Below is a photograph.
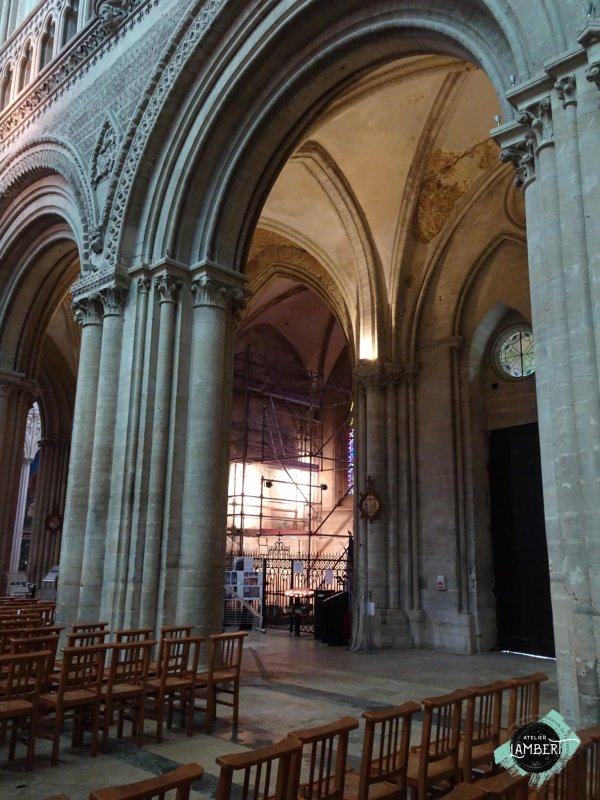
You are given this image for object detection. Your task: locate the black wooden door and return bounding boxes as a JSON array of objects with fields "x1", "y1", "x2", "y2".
[{"x1": 489, "y1": 423, "x2": 555, "y2": 657}]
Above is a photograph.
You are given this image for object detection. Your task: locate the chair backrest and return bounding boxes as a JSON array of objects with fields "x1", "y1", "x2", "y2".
[
  {"x1": 157, "y1": 625, "x2": 194, "y2": 664},
  {"x1": 0, "y1": 649, "x2": 50, "y2": 700},
  {"x1": 89, "y1": 762, "x2": 204, "y2": 800},
  {"x1": 106, "y1": 639, "x2": 155, "y2": 687},
  {"x1": 157, "y1": 636, "x2": 202, "y2": 683},
  {"x1": 287, "y1": 716, "x2": 359, "y2": 800},
  {"x1": 67, "y1": 629, "x2": 110, "y2": 648},
  {"x1": 115, "y1": 627, "x2": 155, "y2": 643},
  {"x1": 10, "y1": 633, "x2": 60, "y2": 686},
  {"x1": 215, "y1": 737, "x2": 302, "y2": 800},
  {"x1": 359, "y1": 701, "x2": 421, "y2": 796},
  {"x1": 463, "y1": 680, "x2": 510, "y2": 775},
  {"x1": 71, "y1": 621, "x2": 110, "y2": 633},
  {"x1": 59, "y1": 643, "x2": 110, "y2": 695},
  {"x1": 416, "y1": 689, "x2": 471, "y2": 788},
  {"x1": 575, "y1": 726, "x2": 600, "y2": 800},
  {"x1": 209, "y1": 631, "x2": 247, "y2": 675},
  {"x1": 507, "y1": 672, "x2": 548, "y2": 732}
]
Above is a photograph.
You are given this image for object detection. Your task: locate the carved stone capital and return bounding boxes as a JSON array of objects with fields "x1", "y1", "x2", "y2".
[
  {"x1": 586, "y1": 62, "x2": 600, "y2": 106},
  {"x1": 554, "y1": 76, "x2": 577, "y2": 109},
  {"x1": 190, "y1": 275, "x2": 246, "y2": 313},
  {"x1": 98, "y1": 284, "x2": 129, "y2": 317},
  {"x1": 403, "y1": 363, "x2": 421, "y2": 384},
  {"x1": 137, "y1": 276, "x2": 151, "y2": 295},
  {"x1": 72, "y1": 295, "x2": 103, "y2": 327},
  {"x1": 516, "y1": 97, "x2": 554, "y2": 152},
  {"x1": 354, "y1": 364, "x2": 383, "y2": 393},
  {"x1": 500, "y1": 139, "x2": 536, "y2": 188},
  {"x1": 154, "y1": 272, "x2": 182, "y2": 304}
]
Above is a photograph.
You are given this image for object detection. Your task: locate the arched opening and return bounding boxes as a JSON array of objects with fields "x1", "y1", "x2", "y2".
[
  {"x1": 0, "y1": 64, "x2": 13, "y2": 109},
  {"x1": 61, "y1": 1, "x2": 78, "y2": 48},
  {"x1": 39, "y1": 17, "x2": 56, "y2": 71},
  {"x1": 16, "y1": 40, "x2": 33, "y2": 93}
]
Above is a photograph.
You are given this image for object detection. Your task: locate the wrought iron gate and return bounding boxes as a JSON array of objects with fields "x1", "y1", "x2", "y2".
[{"x1": 225, "y1": 535, "x2": 352, "y2": 633}]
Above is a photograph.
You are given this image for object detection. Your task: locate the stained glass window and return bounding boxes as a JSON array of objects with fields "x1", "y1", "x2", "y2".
[
  {"x1": 347, "y1": 425, "x2": 354, "y2": 495},
  {"x1": 494, "y1": 325, "x2": 535, "y2": 379}
]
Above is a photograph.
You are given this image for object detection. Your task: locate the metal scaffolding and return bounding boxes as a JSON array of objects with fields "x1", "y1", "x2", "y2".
[{"x1": 228, "y1": 347, "x2": 353, "y2": 563}]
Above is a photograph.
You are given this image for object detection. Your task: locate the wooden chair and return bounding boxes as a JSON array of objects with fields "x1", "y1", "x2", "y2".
[
  {"x1": 146, "y1": 636, "x2": 202, "y2": 742},
  {"x1": 436, "y1": 785, "x2": 484, "y2": 799},
  {"x1": 215, "y1": 737, "x2": 302, "y2": 800},
  {"x1": 196, "y1": 630, "x2": 247, "y2": 733},
  {"x1": 406, "y1": 689, "x2": 471, "y2": 799},
  {"x1": 576, "y1": 726, "x2": 600, "y2": 800},
  {"x1": 344, "y1": 701, "x2": 421, "y2": 800},
  {"x1": 148, "y1": 625, "x2": 195, "y2": 676},
  {"x1": 460, "y1": 681, "x2": 510, "y2": 781},
  {"x1": 506, "y1": 673, "x2": 548, "y2": 734},
  {"x1": 37, "y1": 643, "x2": 110, "y2": 765},
  {"x1": 9, "y1": 633, "x2": 60, "y2": 691},
  {"x1": 287, "y1": 716, "x2": 359, "y2": 800},
  {"x1": 71, "y1": 622, "x2": 110, "y2": 633},
  {"x1": 473, "y1": 773, "x2": 529, "y2": 798},
  {"x1": 99, "y1": 639, "x2": 155, "y2": 752},
  {"x1": 115, "y1": 627, "x2": 155, "y2": 643},
  {"x1": 89, "y1": 762, "x2": 204, "y2": 800},
  {"x1": 0, "y1": 650, "x2": 50, "y2": 770}
]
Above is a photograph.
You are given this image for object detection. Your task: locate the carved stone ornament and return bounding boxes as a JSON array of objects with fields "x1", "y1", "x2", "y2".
[
  {"x1": 90, "y1": 226, "x2": 104, "y2": 254},
  {"x1": 98, "y1": 284, "x2": 129, "y2": 316},
  {"x1": 585, "y1": 62, "x2": 600, "y2": 106},
  {"x1": 95, "y1": 0, "x2": 129, "y2": 33},
  {"x1": 500, "y1": 139, "x2": 536, "y2": 188},
  {"x1": 516, "y1": 97, "x2": 554, "y2": 152},
  {"x1": 358, "y1": 476, "x2": 381, "y2": 524},
  {"x1": 354, "y1": 364, "x2": 383, "y2": 393},
  {"x1": 190, "y1": 275, "x2": 246, "y2": 312},
  {"x1": 91, "y1": 120, "x2": 117, "y2": 187},
  {"x1": 554, "y1": 76, "x2": 577, "y2": 109},
  {"x1": 137, "y1": 275, "x2": 151, "y2": 294},
  {"x1": 72, "y1": 295, "x2": 103, "y2": 326},
  {"x1": 154, "y1": 272, "x2": 182, "y2": 303}
]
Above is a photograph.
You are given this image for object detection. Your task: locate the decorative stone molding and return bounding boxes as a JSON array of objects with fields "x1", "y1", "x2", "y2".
[
  {"x1": 71, "y1": 268, "x2": 125, "y2": 299},
  {"x1": 516, "y1": 97, "x2": 554, "y2": 153},
  {"x1": 190, "y1": 275, "x2": 245, "y2": 313},
  {"x1": 72, "y1": 295, "x2": 103, "y2": 326},
  {"x1": 154, "y1": 272, "x2": 182, "y2": 303},
  {"x1": 102, "y1": 0, "x2": 224, "y2": 269},
  {"x1": 91, "y1": 119, "x2": 118, "y2": 187},
  {"x1": 500, "y1": 139, "x2": 536, "y2": 188},
  {"x1": 0, "y1": 0, "x2": 159, "y2": 151},
  {"x1": 98, "y1": 283, "x2": 130, "y2": 316},
  {"x1": 554, "y1": 76, "x2": 577, "y2": 108}
]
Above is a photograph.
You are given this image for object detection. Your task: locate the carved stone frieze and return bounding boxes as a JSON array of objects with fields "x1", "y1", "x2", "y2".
[
  {"x1": 72, "y1": 295, "x2": 104, "y2": 326},
  {"x1": 154, "y1": 272, "x2": 182, "y2": 303},
  {"x1": 102, "y1": 0, "x2": 225, "y2": 269},
  {"x1": 554, "y1": 76, "x2": 577, "y2": 109},
  {"x1": 0, "y1": 0, "x2": 159, "y2": 151}
]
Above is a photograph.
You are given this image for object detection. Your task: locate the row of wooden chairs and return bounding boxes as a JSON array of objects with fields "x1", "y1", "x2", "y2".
[{"x1": 0, "y1": 626, "x2": 247, "y2": 769}]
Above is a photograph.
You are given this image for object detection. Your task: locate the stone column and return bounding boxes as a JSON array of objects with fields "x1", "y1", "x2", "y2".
[
  {"x1": 56, "y1": 294, "x2": 103, "y2": 625},
  {"x1": 77, "y1": 283, "x2": 128, "y2": 622},
  {"x1": 0, "y1": 373, "x2": 36, "y2": 594},
  {"x1": 9, "y1": 403, "x2": 41, "y2": 573},
  {"x1": 27, "y1": 438, "x2": 70, "y2": 587},
  {"x1": 139, "y1": 271, "x2": 182, "y2": 628},
  {"x1": 176, "y1": 265, "x2": 245, "y2": 634}
]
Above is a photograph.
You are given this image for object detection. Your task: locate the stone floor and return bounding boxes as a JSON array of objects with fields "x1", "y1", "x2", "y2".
[{"x1": 0, "y1": 630, "x2": 558, "y2": 800}]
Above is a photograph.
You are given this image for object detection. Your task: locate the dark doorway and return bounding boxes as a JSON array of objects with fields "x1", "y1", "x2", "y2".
[{"x1": 489, "y1": 423, "x2": 555, "y2": 657}]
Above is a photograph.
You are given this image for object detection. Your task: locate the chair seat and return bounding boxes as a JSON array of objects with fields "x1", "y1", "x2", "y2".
[
  {"x1": 147, "y1": 676, "x2": 192, "y2": 692},
  {"x1": 101, "y1": 683, "x2": 144, "y2": 701},
  {"x1": 406, "y1": 751, "x2": 455, "y2": 781},
  {"x1": 344, "y1": 770, "x2": 403, "y2": 799},
  {"x1": 0, "y1": 697, "x2": 34, "y2": 717},
  {"x1": 39, "y1": 688, "x2": 97, "y2": 707},
  {"x1": 212, "y1": 668, "x2": 236, "y2": 683}
]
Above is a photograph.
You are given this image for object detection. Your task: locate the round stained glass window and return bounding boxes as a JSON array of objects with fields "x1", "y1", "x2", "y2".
[{"x1": 493, "y1": 325, "x2": 535, "y2": 379}]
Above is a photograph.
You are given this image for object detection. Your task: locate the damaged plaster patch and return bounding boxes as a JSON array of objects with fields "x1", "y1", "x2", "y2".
[{"x1": 415, "y1": 139, "x2": 497, "y2": 243}]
